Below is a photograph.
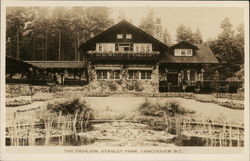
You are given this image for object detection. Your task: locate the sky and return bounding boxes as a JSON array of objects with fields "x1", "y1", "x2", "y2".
[{"x1": 110, "y1": 7, "x2": 245, "y2": 42}]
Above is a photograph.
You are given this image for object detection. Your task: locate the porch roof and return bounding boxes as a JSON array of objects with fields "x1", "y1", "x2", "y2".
[{"x1": 25, "y1": 61, "x2": 87, "y2": 69}]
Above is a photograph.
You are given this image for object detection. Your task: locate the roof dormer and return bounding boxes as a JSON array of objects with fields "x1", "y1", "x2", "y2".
[{"x1": 170, "y1": 41, "x2": 199, "y2": 57}]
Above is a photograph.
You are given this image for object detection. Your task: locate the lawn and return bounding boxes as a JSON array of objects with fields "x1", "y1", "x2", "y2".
[{"x1": 83, "y1": 96, "x2": 244, "y2": 123}]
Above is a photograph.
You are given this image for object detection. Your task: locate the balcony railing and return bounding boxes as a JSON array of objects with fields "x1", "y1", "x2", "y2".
[{"x1": 86, "y1": 51, "x2": 160, "y2": 62}]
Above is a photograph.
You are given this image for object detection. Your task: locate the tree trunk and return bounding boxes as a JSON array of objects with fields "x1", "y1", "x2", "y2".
[
  {"x1": 16, "y1": 26, "x2": 20, "y2": 59},
  {"x1": 42, "y1": 40, "x2": 44, "y2": 60},
  {"x1": 45, "y1": 30, "x2": 48, "y2": 60},
  {"x1": 33, "y1": 34, "x2": 36, "y2": 60},
  {"x1": 58, "y1": 29, "x2": 61, "y2": 61},
  {"x1": 77, "y1": 32, "x2": 80, "y2": 61},
  {"x1": 74, "y1": 34, "x2": 77, "y2": 61}
]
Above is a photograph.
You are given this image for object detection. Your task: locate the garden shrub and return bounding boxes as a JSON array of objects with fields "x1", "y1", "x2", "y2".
[
  {"x1": 126, "y1": 82, "x2": 135, "y2": 91},
  {"x1": 47, "y1": 98, "x2": 94, "y2": 119},
  {"x1": 6, "y1": 99, "x2": 32, "y2": 107},
  {"x1": 139, "y1": 99, "x2": 195, "y2": 117},
  {"x1": 106, "y1": 81, "x2": 118, "y2": 91},
  {"x1": 134, "y1": 81, "x2": 144, "y2": 92}
]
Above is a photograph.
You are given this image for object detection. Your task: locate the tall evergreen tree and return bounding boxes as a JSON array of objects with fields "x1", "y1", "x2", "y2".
[
  {"x1": 207, "y1": 17, "x2": 244, "y2": 79},
  {"x1": 163, "y1": 28, "x2": 172, "y2": 44},
  {"x1": 176, "y1": 24, "x2": 194, "y2": 43},
  {"x1": 6, "y1": 7, "x2": 114, "y2": 61},
  {"x1": 139, "y1": 9, "x2": 155, "y2": 35}
]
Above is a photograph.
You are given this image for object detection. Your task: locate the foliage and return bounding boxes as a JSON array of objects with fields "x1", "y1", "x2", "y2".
[
  {"x1": 139, "y1": 99, "x2": 195, "y2": 117},
  {"x1": 6, "y1": 7, "x2": 114, "y2": 60},
  {"x1": 176, "y1": 24, "x2": 202, "y2": 43},
  {"x1": 134, "y1": 81, "x2": 144, "y2": 92},
  {"x1": 106, "y1": 80, "x2": 118, "y2": 91},
  {"x1": 139, "y1": 9, "x2": 155, "y2": 35},
  {"x1": 163, "y1": 28, "x2": 172, "y2": 44},
  {"x1": 6, "y1": 99, "x2": 31, "y2": 107},
  {"x1": 47, "y1": 98, "x2": 94, "y2": 118},
  {"x1": 206, "y1": 17, "x2": 244, "y2": 80}
]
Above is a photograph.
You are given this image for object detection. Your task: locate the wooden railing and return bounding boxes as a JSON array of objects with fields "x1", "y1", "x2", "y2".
[{"x1": 87, "y1": 51, "x2": 160, "y2": 61}]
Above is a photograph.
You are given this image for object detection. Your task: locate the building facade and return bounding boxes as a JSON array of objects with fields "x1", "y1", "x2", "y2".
[
  {"x1": 80, "y1": 20, "x2": 219, "y2": 93},
  {"x1": 19, "y1": 20, "x2": 219, "y2": 93}
]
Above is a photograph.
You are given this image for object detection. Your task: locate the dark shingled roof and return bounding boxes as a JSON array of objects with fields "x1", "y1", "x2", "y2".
[
  {"x1": 80, "y1": 20, "x2": 168, "y2": 51},
  {"x1": 6, "y1": 56, "x2": 40, "y2": 73},
  {"x1": 159, "y1": 44, "x2": 219, "y2": 64},
  {"x1": 25, "y1": 61, "x2": 87, "y2": 69}
]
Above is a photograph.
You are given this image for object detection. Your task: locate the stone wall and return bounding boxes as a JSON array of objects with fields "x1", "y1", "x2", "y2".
[{"x1": 87, "y1": 63, "x2": 159, "y2": 94}]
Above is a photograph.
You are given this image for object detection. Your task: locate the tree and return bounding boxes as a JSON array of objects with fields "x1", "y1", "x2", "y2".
[
  {"x1": 176, "y1": 24, "x2": 203, "y2": 44},
  {"x1": 163, "y1": 28, "x2": 171, "y2": 44},
  {"x1": 139, "y1": 9, "x2": 155, "y2": 35},
  {"x1": 6, "y1": 7, "x2": 35, "y2": 59},
  {"x1": 176, "y1": 24, "x2": 195, "y2": 43},
  {"x1": 206, "y1": 17, "x2": 244, "y2": 80},
  {"x1": 193, "y1": 27, "x2": 203, "y2": 44},
  {"x1": 117, "y1": 9, "x2": 133, "y2": 23},
  {"x1": 6, "y1": 7, "x2": 114, "y2": 61}
]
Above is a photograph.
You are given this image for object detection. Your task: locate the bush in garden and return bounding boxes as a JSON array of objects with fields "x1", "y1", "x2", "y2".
[
  {"x1": 106, "y1": 81, "x2": 118, "y2": 91},
  {"x1": 161, "y1": 101, "x2": 195, "y2": 116},
  {"x1": 139, "y1": 99, "x2": 195, "y2": 117},
  {"x1": 126, "y1": 82, "x2": 135, "y2": 91},
  {"x1": 6, "y1": 99, "x2": 32, "y2": 107},
  {"x1": 47, "y1": 98, "x2": 94, "y2": 119},
  {"x1": 134, "y1": 81, "x2": 144, "y2": 92},
  {"x1": 139, "y1": 99, "x2": 163, "y2": 117}
]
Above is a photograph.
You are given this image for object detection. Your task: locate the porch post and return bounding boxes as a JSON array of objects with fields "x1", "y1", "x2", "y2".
[{"x1": 187, "y1": 69, "x2": 190, "y2": 85}]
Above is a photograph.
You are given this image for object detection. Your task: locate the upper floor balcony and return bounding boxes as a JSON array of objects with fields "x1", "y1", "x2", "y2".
[{"x1": 86, "y1": 50, "x2": 160, "y2": 62}]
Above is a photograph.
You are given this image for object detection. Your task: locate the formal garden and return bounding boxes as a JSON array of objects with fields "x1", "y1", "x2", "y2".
[{"x1": 5, "y1": 83, "x2": 244, "y2": 147}]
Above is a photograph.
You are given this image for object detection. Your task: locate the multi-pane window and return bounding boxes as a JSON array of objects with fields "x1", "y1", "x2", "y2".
[
  {"x1": 96, "y1": 43, "x2": 115, "y2": 52},
  {"x1": 128, "y1": 70, "x2": 139, "y2": 79},
  {"x1": 97, "y1": 70, "x2": 121, "y2": 80},
  {"x1": 141, "y1": 71, "x2": 152, "y2": 80},
  {"x1": 109, "y1": 70, "x2": 121, "y2": 79},
  {"x1": 174, "y1": 49, "x2": 193, "y2": 56},
  {"x1": 117, "y1": 34, "x2": 123, "y2": 39},
  {"x1": 128, "y1": 70, "x2": 151, "y2": 80},
  {"x1": 133, "y1": 43, "x2": 152, "y2": 52},
  {"x1": 96, "y1": 70, "x2": 108, "y2": 79},
  {"x1": 126, "y1": 34, "x2": 132, "y2": 39}
]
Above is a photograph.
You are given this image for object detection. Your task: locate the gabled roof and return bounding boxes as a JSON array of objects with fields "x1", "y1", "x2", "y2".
[
  {"x1": 80, "y1": 20, "x2": 168, "y2": 50},
  {"x1": 160, "y1": 43, "x2": 219, "y2": 64}
]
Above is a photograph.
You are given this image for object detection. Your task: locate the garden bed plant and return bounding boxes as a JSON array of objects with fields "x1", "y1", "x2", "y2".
[
  {"x1": 6, "y1": 99, "x2": 32, "y2": 107},
  {"x1": 137, "y1": 99, "x2": 195, "y2": 133}
]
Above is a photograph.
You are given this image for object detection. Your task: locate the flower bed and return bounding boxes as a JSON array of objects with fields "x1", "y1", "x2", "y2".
[
  {"x1": 195, "y1": 96, "x2": 244, "y2": 110},
  {"x1": 6, "y1": 99, "x2": 32, "y2": 107},
  {"x1": 215, "y1": 93, "x2": 244, "y2": 100},
  {"x1": 6, "y1": 84, "x2": 63, "y2": 98}
]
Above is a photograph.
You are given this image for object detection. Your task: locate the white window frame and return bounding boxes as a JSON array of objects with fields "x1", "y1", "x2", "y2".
[
  {"x1": 96, "y1": 43, "x2": 115, "y2": 52},
  {"x1": 109, "y1": 70, "x2": 121, "y2": 80},
  {"x1": 128, "y1": 70, "x2": 140, "y2": 80},
  {"x1": 126, "y1": 34, "x2": 132, "y2": 39},
  {"x1": 96, "y1": 70, "x2": 108, "y2": 80},
  {"x1": 133, "y1": 43, "x2": 152, "y2": 52},
  {"x1": 140, "y1": 71, "x2": 152, "y2": 80},
  {"x1": 174, "y1": 49, "x2": 193, "y2": 56},
  {"x1": 117, "y1": 34, "x2": 123, "y2": 39}
]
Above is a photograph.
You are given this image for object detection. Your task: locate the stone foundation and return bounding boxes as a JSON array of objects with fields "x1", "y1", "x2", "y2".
[{"x1": 87, "y1": 63, "x2": 159, "y2": 94}]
